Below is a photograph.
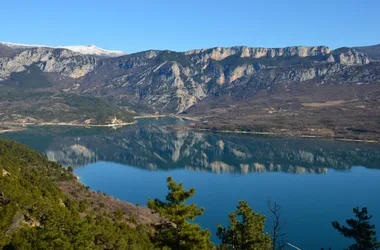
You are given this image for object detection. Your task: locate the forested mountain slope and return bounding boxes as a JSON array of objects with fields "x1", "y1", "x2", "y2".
[{"x1": 0, "y1": 139, "x2": 158, "y2": 249}]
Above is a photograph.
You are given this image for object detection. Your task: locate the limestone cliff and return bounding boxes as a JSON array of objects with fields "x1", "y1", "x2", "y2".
[
  {"x1": 185, "y1": 45, "x2": 332, "y2": 63},
  {"x1": 0, "y1": 43, "x2": 376, "y2": 114},
  {"x1": 0, "y1": 47, "x2": 97, "y2": 80},
  {"x1": 332, "y1": 48, "x2": 370, "y2": 65}
]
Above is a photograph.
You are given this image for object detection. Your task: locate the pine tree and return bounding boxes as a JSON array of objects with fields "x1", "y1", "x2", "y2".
[
  {"x1": 332, "y1": 207, "x2": 380, "y2": 250},
  {"x1": 147, "y1": 176, "x2": 213, "y2": 250},
  {"x1": 217, "y1": 200, "x2": 272, "y2": 250}
]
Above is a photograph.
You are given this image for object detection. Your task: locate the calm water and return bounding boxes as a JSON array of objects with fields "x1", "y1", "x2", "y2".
[{"x1": 2, "y1": 118, "x2": 380, "y2": 250}]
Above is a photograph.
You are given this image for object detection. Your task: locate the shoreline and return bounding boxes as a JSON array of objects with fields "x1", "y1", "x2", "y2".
[
  {"x1": 0, "y1": 127, "x2": 26, "y2": 134},
  {"x1": 134, "y1": 114, "x2": 200, "y2": 121},
  {"x1": 186, "y1": 127, "x2": 379, "y2": 144},
  {"x1": 59, "y1": 175, "x2": 161, "y2": 226},
  {"x1": 133, "y1": 115, "x2": 168, "y2": 119},
  {"x1": 0, "y1": 121, "x2": 137, "y2": 128},
  {"x1": 1, "y1": 114, "x2": 195, "y2": 130},
  {"x1": 2, "y1": 117, "x2": 378, "y2": 143}
]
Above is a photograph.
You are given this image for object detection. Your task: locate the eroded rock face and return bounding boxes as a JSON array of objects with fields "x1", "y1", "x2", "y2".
[
  {"x1": 185, "y1": 46, "x2": 333, "y2": 63},
  {"x1": 107, "y1": 61, "x2": 207, "y2": 113},
  {"x1": 334, "y1": 48, "x2": 370, "y2": 65},
  {"x1": 226, "y1": 64, "x2": 256, "y2": 84},
  {"x1": 0, "y1": 47, "x2": 97, "y2": 79}
]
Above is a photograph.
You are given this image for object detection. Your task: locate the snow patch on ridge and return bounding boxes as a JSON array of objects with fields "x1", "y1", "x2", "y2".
[
  {"x1": 0, "y1": 42, "x2": 127, "y2": 58},
  {"x1": 59, "y1": 45, "x2": 126, "y2": 57}
]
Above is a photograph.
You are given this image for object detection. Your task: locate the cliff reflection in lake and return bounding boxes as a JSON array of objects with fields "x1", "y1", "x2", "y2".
[{"x1": 3, "y1": 118, "x2": 380, "y2": 174}]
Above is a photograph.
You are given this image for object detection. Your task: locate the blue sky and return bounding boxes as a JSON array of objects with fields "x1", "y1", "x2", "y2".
[{"x1": 1, "y1": 0, "x2": 379, "y2": 53}]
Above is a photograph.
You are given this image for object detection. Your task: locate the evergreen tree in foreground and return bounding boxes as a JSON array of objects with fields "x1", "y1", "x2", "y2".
[
  {"x1": 332, "y1": 207, "x2": 380, "y2": 250},
  {"x1": 147, "y1": 176, "x2": 213, "y2": 250},
  {"x1": 217, "y1": 200, "x2": 272, "y2": 250}
]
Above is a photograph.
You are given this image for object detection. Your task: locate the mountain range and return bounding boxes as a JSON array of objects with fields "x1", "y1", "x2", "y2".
[{"x1": 0, "y1": 42, "x2": 379, "y2": 140}]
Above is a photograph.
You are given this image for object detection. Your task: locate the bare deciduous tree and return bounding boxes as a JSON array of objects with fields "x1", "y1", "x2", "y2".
[{"x1": 267, "y1": 200, "x2": 287, "y2": 250}]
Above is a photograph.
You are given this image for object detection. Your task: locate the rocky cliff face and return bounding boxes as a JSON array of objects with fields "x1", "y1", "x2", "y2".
[
  {"x1": 332, "y1": 48, "x2": 370, "y2": 65},
  {"x1": 0, "y1": 43, "x2": 376, "y2": 114},
  {"x1": 0, "y1": 47, "x2": 97, "y2": 80},
  {"x1": 185, "y1": 46, "x2": 332, "y2": 64}
]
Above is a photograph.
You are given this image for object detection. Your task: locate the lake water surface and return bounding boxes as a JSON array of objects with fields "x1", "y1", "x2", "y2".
[{"x1": 2, "y1": 118, "x2": 380, "y2": 249}]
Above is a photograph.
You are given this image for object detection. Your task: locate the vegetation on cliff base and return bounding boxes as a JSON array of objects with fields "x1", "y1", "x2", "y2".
[{"x1": 0, "y1": 91, "x2": 134, "y2": 125}]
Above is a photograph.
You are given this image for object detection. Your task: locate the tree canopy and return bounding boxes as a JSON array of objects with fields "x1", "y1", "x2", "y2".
[
  {"x1": 217, "y1": 200, "x2": 272, "y2": 250},
  {"x1": 148, "y1": 176, "x2": 213, "y2": 250},
  {"x1": 332, "y1": 207, "x2": 380, "y2": 250}
]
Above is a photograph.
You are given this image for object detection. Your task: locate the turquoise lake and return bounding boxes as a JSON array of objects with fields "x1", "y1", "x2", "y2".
[{"x1": 2, "y1": 118, "x2": 380, "y2": 250}]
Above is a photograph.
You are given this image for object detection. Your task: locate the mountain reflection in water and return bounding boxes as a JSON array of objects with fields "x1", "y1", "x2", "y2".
[
  {"x1": 3, "y1": 118, "x2": 380, "y2": 250},
  {"x1": 3, "y1": 118, "x2": 380, "y2": 174}
]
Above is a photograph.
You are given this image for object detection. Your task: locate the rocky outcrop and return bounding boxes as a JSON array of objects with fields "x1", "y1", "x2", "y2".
[
  {"x1": 332, "y1": 48, "x2": 370, "y2": 65},
  {"x1": 185, "y1": 46, "x2": 332, "y2": 64},
  {"x1": 0, "y1": 47, "x2": 97, "y2": 80}
]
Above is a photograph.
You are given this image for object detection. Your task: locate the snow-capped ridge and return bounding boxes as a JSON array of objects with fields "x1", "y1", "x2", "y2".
[
  {"x1": 0, "y1": 42, "x2": 127, "y2": 58},
  {"x1": 58, "y1": 45, "x2": 126, "y2": 57}
]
